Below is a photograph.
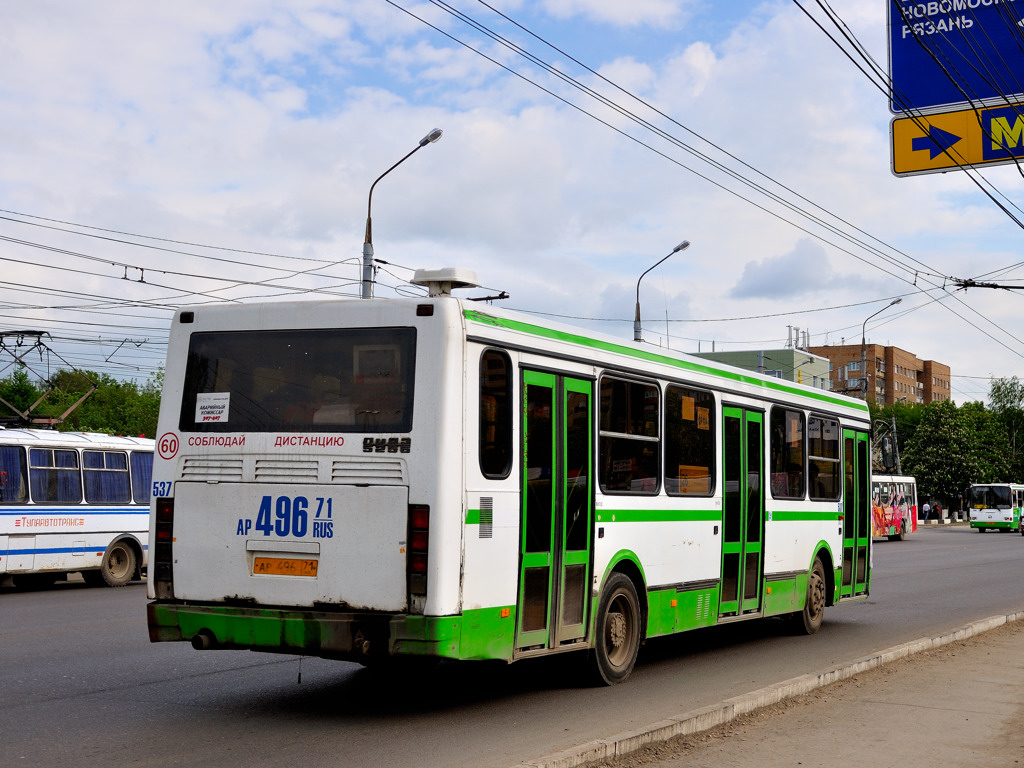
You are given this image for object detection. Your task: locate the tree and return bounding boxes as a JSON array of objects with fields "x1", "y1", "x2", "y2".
[
  {"x1": 0, "y1": 368, "x2": 161, "y2": 437},
  {"x1": 902, "y1": 400, "x2": 1011, "y2": 511},
  {"x1": 0, "y1": 367, "x2": 42, "y2": 417},
  {"x1": 869, "y1": 399, "x2": 925, "y2": 473},
  {"x1": 988, "y1": 376, "x2": 1024, "y2": 480}
]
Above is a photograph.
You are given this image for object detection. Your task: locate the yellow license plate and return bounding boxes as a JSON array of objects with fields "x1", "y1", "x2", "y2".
[{"x1": 253, "y1": 557, "x2": 318, "y2": 577}]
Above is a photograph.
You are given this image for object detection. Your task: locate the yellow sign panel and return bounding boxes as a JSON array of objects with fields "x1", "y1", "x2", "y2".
[{"x1": 891, "y1": 102, "x2": 1024, "y2": 177}]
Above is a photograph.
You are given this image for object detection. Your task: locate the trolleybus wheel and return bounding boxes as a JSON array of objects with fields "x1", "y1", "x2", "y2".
[
  {"x1": 589, "y1": 573, "x2": 642, "y2": 686},
  {"x1": 792, "y1": 557, "x2": 826, "y2": 635},
  {"x1": 94, "y1": 540, "x2": 136, "y2": 587}
]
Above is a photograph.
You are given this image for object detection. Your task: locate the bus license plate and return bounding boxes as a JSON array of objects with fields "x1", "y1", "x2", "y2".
[{"x1": 253, "y1": 557, "x2": 318, "y2": 577}]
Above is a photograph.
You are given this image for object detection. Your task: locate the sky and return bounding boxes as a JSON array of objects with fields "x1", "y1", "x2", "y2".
[{"x1": 1, "y1": 0, "x2": 1023, "y2": 404}]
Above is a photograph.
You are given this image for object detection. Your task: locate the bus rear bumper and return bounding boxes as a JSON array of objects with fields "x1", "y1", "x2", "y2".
[
  {"x1": 147, "y1": 600, "x2": 399, "y2": 662},
  {"x1": 146, "y1": 601, "x2": 501, "y2": 662}
]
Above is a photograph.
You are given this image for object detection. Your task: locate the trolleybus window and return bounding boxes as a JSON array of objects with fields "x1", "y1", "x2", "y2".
[
  {"x1": 664, "y1": 384, "x2": 715, "y2": 495},
  {"x1": 0, "y1": 445, "x2": 28, "y2": 503},
  {"x1": 479, "y1": 349, "x2": 512, "y2": 478},
  {"x1": 29, "y1": 448, "x2": 82, "y2": 503},
  {"x1": 770, "y1": 407, "x2": 805, "y2": 499},
  {"x1": 83, "y1": 450, "x2": 131, "y2": 503},
  {"x1": 131, "y1": 451, "x2": 153, "y2": 505},
  {"x1": 599, "y1": 376, "x2": 660, "y2": 494},
  {"x1": 179, "y1": 327, "x2": 417, "y2": 433}
]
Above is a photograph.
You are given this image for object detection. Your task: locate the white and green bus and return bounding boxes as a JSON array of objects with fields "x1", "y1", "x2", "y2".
[
  {"x1": 968, "y1": 483, "x2": 1024, "y2": 533},
  {"x1": 146, "y1": 269, "x2": 872, "y2": 684}
]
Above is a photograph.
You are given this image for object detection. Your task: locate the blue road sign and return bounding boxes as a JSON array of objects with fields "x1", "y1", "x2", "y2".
[{"x1": 888, "y1": 0, "x2": 1024, "y2": 113}]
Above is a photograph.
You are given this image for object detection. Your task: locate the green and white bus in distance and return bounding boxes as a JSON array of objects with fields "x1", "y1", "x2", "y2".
[
  {"x1": 968, "y1": 483, "x2": 1024, "y2": 533},
  {"x1": 146, "y1": 269, "x2": 872, "y2": 684}
]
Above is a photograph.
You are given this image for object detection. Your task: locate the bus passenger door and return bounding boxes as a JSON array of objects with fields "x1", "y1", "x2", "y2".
[
  {"x1": 720, "y1": 407, "x2": 764, "y2": 617},
  {"x1": 841, "y1": 429, "x2": 870, "y2": 597},
  {"x1": 516, "y1": 371, "x2": 593, "y2": 653}
]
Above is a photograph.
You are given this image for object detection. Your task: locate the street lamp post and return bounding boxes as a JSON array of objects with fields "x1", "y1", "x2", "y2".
[
  {"x1": 634, "y1": 240, "x2": 690, "y2": 342},
  {"x1": 362, "y1": 128, "x2": 443, "y2": 299},
  {"x1": 860, "y1": 297, "x2": 902, "y2": 401}
]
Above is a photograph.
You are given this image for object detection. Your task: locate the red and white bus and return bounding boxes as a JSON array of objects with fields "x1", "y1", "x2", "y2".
[{"x1": 871, "y1": 474, "x2": 917, "y2": 541}]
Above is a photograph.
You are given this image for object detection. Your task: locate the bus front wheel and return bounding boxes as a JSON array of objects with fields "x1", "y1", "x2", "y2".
[
  {"x1": 87, "y1": 540, "x2": 137, "y2": 587},
  {"x1": 589, "y1": 573, "x2": 642, "y2": 686},
  {"x1": 791, "y1": 558, "x2": 826, "y2": 635}
]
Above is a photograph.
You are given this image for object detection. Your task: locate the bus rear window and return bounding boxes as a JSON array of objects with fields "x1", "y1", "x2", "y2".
[{"x1": 179, "y1": 327, "x2": 417, "y2": 433}]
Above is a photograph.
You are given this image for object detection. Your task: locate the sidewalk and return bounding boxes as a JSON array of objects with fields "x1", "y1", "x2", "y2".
[{"x1": 516, "y1": 612, "x2": 1024, "y2": 768}]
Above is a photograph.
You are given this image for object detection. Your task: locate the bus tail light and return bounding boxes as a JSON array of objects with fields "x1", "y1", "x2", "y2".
[
  {"x1": 154, "y1": 497, "x2": 175, "y2": 599},
  {"x1": 407, "y1": 504, "x2": 429, "y2": 597}
]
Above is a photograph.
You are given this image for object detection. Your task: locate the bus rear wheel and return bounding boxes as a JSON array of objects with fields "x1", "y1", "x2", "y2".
[
  {"x1": 589, "y1": 573, "x2": 642, "y2": 686},
  {"x1": 86, "y1": 540, "x2": 137, "y2": 587},
  {"x1": 791, "y1": 557, "x2": 826, "y2": 635},
  {"x1": 888, "y1": 521, "x2": 906, "y2": 542}
]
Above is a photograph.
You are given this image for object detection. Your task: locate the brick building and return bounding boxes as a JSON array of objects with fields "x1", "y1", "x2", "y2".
[{"x1": 806, "y1": 343, "x2": 951, "y2": 405}]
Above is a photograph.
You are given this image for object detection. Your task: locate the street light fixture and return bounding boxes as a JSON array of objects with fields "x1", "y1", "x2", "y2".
[
  {"x1": 361, "y1": 128, "x2": 443, "y2": 299},
  {"x1": 634, "y1": 240, "x2": 690, "y2": 342},
  {"x1": 860, "y1": 297, "x2": 902, "y2": 400}
]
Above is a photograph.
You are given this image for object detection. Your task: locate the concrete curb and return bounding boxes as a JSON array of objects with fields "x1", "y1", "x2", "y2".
[{"x1": 510, "y1": 610, "x2": 1024, "y2": 768}]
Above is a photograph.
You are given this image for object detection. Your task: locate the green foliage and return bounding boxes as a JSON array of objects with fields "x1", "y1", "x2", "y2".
[
  {"x1": 987, "y1": 376, "x2": 1024, "y2": 480},
  {"x1": 901, "y1": 399, "x2": 1011, "y2": 507},
  {"x1": 0, "y1": 367, "x2": 162, "y2": 437},
  {"x1": 0, "y1": 367, "x2": 39, "y2": 414}
]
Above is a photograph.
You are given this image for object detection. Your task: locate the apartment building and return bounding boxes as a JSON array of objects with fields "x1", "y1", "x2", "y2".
[{"x1": 806, "y1": 343, "x2": 951, "y2": 405}]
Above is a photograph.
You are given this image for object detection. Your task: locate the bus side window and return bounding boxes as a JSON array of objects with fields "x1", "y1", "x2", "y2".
[
  {"x1": 807, "y1": 416, "x2": 840, "y2": 501},
  {"x1": 599, "y1": 377, "x2": 660, "y2": 494},
  {"x1": 770, "y1": 407, "x2": 805, "y2": 499},
  {"x1": 479, "y1": 349, "x2": 512, "y2": 479},
  {"x1": 664, "y1": 384, "x2": 715, "y2": 496}
]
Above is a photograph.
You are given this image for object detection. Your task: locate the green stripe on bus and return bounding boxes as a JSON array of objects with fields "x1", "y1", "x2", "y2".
[
  {"x1": 464, "y1": 308, "x2": 867, "y2": 412},
  {"x1": 596, "y1": 509, "x2": 721, "y2": 523},
  {"x1": 771, "y1": 510, "x2": 843, "y2": 521}
]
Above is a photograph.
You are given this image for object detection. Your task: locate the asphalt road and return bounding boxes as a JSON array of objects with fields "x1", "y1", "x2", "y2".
[{"x1": 2, "y1": 524, "x2": 1023, "y2": 768}]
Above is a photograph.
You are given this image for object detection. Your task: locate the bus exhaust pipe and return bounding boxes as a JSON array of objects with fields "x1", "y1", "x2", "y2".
[{"x1": 191, "y1": 630, "x2": 217, "y2": 650}]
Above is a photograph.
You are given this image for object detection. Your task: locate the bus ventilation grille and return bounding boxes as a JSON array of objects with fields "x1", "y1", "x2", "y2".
[
  {"x1": 181, "y1": 457, "x2": 244, "y2": 481},
  {"x1": 331, "y1": 457, "x2": 406, "y2": 485},
  {"x1": 255, "y1": 459, "x2": 318, "y2": 482},
  {"x1": 479, "y1": 497, "x2": 493, "y2": 538}
]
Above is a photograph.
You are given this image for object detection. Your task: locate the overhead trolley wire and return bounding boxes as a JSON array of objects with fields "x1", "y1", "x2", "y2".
[{"x1": 389, "y1": 0, "x2": 1024, "y2": 360}]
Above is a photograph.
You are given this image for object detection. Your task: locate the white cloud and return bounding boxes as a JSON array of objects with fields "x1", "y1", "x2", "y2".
[{"x1": 541, "y1": 0, "x2": 696, "y2": 28}]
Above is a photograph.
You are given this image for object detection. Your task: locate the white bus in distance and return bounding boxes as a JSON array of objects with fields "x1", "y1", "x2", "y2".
[
  {"x1": 968, "y1": 482, "x2": 1024, "y2": 533},
  {"x1": 0, "y1": 428, "x2": 154, "y2": 588},
  {"x1": 147, "y1": 268, "x2": 872, "y2": 685}
]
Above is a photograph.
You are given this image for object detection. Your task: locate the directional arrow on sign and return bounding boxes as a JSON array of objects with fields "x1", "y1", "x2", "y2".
[{"x1": 911, "y1": 125, "x2": 963, "y2": 159}]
